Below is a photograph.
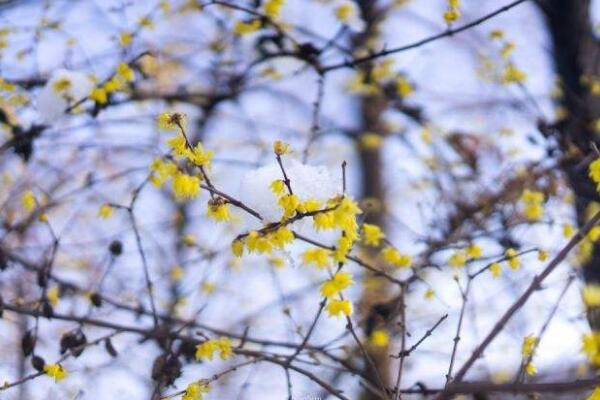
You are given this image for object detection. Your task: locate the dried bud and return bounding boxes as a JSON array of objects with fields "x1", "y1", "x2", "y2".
[
  {"x1": 21, "y1": 330, "x2": 36, "y2": 357},
  {"x1": 90, "y1": 292, "x2": 102, "y2": 307},
  {"x1": 105, "y1": 338, "x2": 118, "y2": 357},
  {"x1": 179, "y1": 339, "x2": 197, "y2": 362},
  {"x1": 0, "y1": 248, "x2": 7, "y2": 271},
  {"x1": 41, "y1": 300, "x2": 53, "y2": 318},
  {"x1": 31, "y1": 355, "x2": 45, "y2": 372},
  {"x1": 60, "y1": 330, "x2": 87, "y2": 357},
  {"x1": 36, "y1": 270, "x2": 48, "y2": 288},
  {"x1": 151, "y1": 354, "x2": 182, "y2": 386},
  {"x1": 109, "y1": 240, "x2": 123, "y2": 256}
]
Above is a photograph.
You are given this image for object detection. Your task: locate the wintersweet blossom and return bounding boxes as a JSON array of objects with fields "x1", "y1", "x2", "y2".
[
  {"x1": 320, "y1": 272, "x2": 353, "y2": 298},
  {"x1": 44, "y1": 363, "x2": 67, "y2": 382},
  {"x1": 37, "y1": 69, "x2": 94, "y2": 121},
  {"x1": 183, "y1": 382, "x2": 210, "y2": 400},
  {"x1": 326, "y1": 299, "x2": 353, "y2": 317},
  {"x1": 302, "y1": 248, "x2": 331, "y2": 269},
  {"x1": 195, "y1": 337, "x2": 233, "y2": 361},
  {"x1": 362, "y1": 223, "x2": 385, "y2": 246}
]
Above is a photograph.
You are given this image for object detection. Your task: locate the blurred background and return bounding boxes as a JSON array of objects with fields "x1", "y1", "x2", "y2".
[{"x1": 0, "y1": 0, "x2": 600, "y2": 399}]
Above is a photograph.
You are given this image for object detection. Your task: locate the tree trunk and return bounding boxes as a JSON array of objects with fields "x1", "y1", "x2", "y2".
[{"x1": 540, "y1": 0, "x2": 600, "y2": 328}]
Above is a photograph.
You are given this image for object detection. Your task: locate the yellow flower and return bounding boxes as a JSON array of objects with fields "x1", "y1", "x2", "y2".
[
  {"x1": 90, "y1": 87, "x2": 107, "y2": 104},
  {"x1": 448, "y1": 251, "x2": 467, "y2": 268},
  {"x1": 246, "y1": 231, "x2": 272, "y2": 254},
  {"x1": 501, "y1": 63, "x2": 526, "y2": 84},
  {"x1": 302, "y1": 248, "x2": 331, "y2": 269},
  {"x1": 172, "y1": 173, "x2": 200, "y2": 200},
  {"x1": 590, "y1": 159, "x2": 600, "y2": 189},
  {"x1": 313, "y1": 211, "x2": 336, "y2": 230},
  {"x1": 360, "y1": 133, "x2": 383, "y2": 150},
  {"x1": 187, "y1": 142, "x2": 214, "y2": 167},
  {"x1": 334, "y1": 235, "x2": 353, "y2": 263},
  {"x1": 537, "y1": 249, "x2": 549, "y2": 262},
  {"x1": 582, "y1": 285, "x2": 600, "y2": 308},
  {"x1": 424, "y1": 288, "x2": 434, "y2": 299},
  {"x1": 207, "y1": 198, "x2": 231, "y2": 222},
  {"x1": 170, "y1": 265, "x2": 184, "y2": 282},
  {"x1": 270, "y1": 180, "x2": 286, "y2": 196},
  {"x1": 335, "y1": 3, "x2": 354, "y2": 23},
  {"x1": 119, "y1": 31, "x2": 132, "y2": 46},
  {"x1": 233, "y1": 19, "x2": 262, "y2": 35},
  {"x1": 44, "y1": 363, "x2": 67, "y2": 382},
  {"x1": 587, "y1": 387, "x2": 600, "y2": 400},
  {"x1": 22, "y1": 190, "x2": 36, "y2": 211},
  {"x1": 396, "y1": 76, "x2": 413, "y2": 98},
  {"x1": 103, "y1": 76, "x2": 123, "y2": 93},
  {"x1": 489, "y1": 262, "x2": 502, "y2": 278},
  {"x1": 362, "y1": 223, "x2": 385, "y2": 246},
  {"x1": 563, "y1": 223, "x2": 575, "y2": 238},
  {"x1": 201, "y1": 281, "x2": 216, "y2": 294},
  {"x1": 381, "y1": 246, "x2": 411, "y2": 268},
  {"x1": 158, "y1": 112, "x2": 186, "y2": 130},
  {"x1": 269, "y1": 227, "x2": 294, "y2": 248},
  {"x1": 183, "y1": 381, "x2": 210, "y2": 400},
  {"x1": 264, "y1": 0, "x2": 285, "y2": 18},
  {"x1": 116, "y1": 62, "x2": 135, "y2": 82},
  {"x1": 525, "y1": 362, "x2": 537, "y2": 376},
  {"x1": 326, "y1": 299, "x2": 353, "y2": 317},
  {"x1": 521, "y1": 189, "x2": 544, "y2": 221},
  {"x1": 195, "y1": 337, "x2": 232, "y2": 361},
  {"x1": 320, "y1": 272, "x2": 354, "y2": 298},
  {"x1": 232, "y1": 239, "x2": 244, "y2": 257},
  {"x1": 47, "y1": 286, "x2": 60, "y2": 306},
  {"x1": 52, "y1": 77, "x2": 71, "y2": 93},
  {"x1": 443, "y1": 8, "x2": 460, "y2": 23},
  {"x1": 301, "y1": 198, "x2": 321, "y2": 213},
  {"x1": 489, "y1": 29, "x2": 504, "y2": 39},
  {"x1": 370, "y1": 329, "x2": 390, "y2": 347},
  {"x1": 273, "y1": 140, "x2": 290, "y2": 156},
  {"x1": 98, "y1": 204, "x2": 113, "y2": 219},
  {"x1": 465, "y1": 244, "x2": 482, "y2": 259},
  {"x1": 521, "y1": 334, "x2": 537, "y2": 357},
  {"x1": 278, "y1": 194, "x2": 300, "y2": 218},
  {"x1": 150, "y1": 158, "x2": 177, "y2": 187},
  {"x1": 182, "y1": 234, "x2": 197, "y2": 247},
  {"x1": 589, "y1": 226, "x2": 600, "y2": 242},
  {"x1": 505, "y1": 248, "x2": 520, "y2": 270}
]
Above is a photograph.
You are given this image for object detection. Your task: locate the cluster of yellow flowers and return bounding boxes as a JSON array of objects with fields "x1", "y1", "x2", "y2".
[
  {"x1": 150, "y1": 112, "x2": 215, "y2": 202},
  {"x1": 195, "y1": 337, "x2": 233, "y2": 361},
  {"x1": 90, "y1": 62, "x2": 135, "y2": 105},
  {"x1": 521, "y1": 334, "x2": 538, "y2": 375},
  {"x1": 447, "y1": 244, "x2": 482, "y2": 268},
  {"x1": 321, "y1": 272, "x2": 354, "y2": 317},
  {"x1": 346, "y1": 60, "x2": 414, "y2": 99},
  {"x1": 520, "y1": 189, "x2": 544, "y2": 221}
]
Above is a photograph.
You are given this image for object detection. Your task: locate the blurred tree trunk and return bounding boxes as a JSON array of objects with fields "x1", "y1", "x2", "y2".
[
  {"x1": 353, "y1": 1, "x2": 394, "y2": 398},
  {"x1": 540, "y1": 0, "x2": 600, "y2": 328}
]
